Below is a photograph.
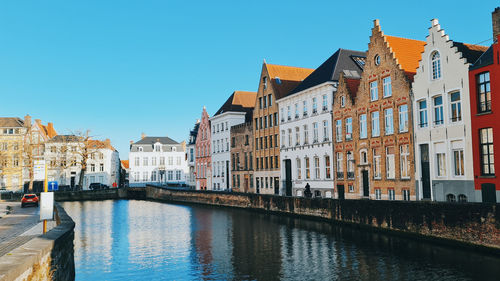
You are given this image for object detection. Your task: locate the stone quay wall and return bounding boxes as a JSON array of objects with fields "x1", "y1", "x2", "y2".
[{"x1": 0, "y1": 203, "x2": 75, "y2": 281}]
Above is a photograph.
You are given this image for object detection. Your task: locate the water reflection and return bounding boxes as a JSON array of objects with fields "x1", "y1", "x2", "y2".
[{"x1": 62, "y1": 200, "x2": 500, "y2": 281}]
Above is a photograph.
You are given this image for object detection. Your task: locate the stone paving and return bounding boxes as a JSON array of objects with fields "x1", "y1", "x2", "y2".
[{"x1": 0, "y1": 202, "x2": 42, "y2": 257}]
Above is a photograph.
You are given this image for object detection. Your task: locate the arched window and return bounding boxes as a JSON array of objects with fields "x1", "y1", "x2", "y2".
[
  {"x1": 446, "y1": 194, "x2": 456, "y2": 202},
  {"x1": 431, "y1": 51, "x2": 441, "y2": 80},
  {"x1": 458, "y1": 194, "x2": 468, "y2": 203}
]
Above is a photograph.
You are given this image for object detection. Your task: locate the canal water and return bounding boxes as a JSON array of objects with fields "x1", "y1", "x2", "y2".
[{"x1": 62, "y1": 200, "x2": 500, "y2": 281}]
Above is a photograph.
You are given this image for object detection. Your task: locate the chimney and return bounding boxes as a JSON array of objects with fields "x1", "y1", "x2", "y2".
[
  {"x1": 24, "y1": 115, "x2": 31, "y2": 127},
  {"x1": 35, "y1": 119, "x2": 41, "y2": 125},
  {"x1": 47, "y1": 122, "x2": 56, "y2": 137},
  {"x1": 105, "y1": 138, "x2": 111, "y2": 147},
  {"x1": 493, "y1": 7, "x2": 500, "y2": 42},
  {"x1": 141, "y1": 133, "x2": 146, "y2": 139}
]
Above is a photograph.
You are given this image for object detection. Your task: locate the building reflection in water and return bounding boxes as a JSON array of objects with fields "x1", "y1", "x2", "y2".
[{"x1": 63, "y1": 200, "x2": 500, "y2": 281}]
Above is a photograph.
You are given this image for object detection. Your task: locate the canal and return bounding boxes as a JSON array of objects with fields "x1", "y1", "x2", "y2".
[{"x1": 62, "y1": 199, "x2": 500, "y2": 281}]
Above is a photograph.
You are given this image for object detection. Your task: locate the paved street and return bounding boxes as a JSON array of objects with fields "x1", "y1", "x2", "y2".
[{"x1": 0, "y1": 202, "x2": 41, "y2": 257}]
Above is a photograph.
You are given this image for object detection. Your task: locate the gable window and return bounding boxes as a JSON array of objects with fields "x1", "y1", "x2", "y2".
[
  {"x1": 312, "y1": 98, "x2": 318, "y2": 113},
  {"x1": 433, "y1": 96, "x2": 444, "y2": 125},
  {"x1": 263, "y1": 76, "x2": 267, "y2": 89},
  {"x1": 360, "y1": 114, "x2": 367, "y2": 139},
  {"x1": 370, "y1": 81, "x2": 378, "y2": 101},
  {"x1": 477, "y1": 72, "x2": 491, "y2": 113},
  {"x1": 399, "y1": 104, "x2": 408, "y2": 132},
  {"x1": 383, "y1": 76, "x2": 392, "y2": 97},
  {"x1": 450, "y1": 92, "x2": 462, "y2": 122},
  {"x1": 431, "y1": 51, "x2": 441, "y2": 80},
  {"x1": 384, "y1": 108, "x2": 394, "y2": 135},
  {"x1": 322, "y1": 94, "x2": 328, "y2": 111},
  {"x1": 371, "y1": 111, "x2": 380, "y2": 137},
  {"x1": 418, "y1": 100, "x2": 428, "y2": 128},
  {"x1": 479, "y1": 128, "x2": 494, "y2": 175},
  {"x1": 336, "y1": 152, "x2": 344, "y2": 179},
  {"x1": 400, "y1": 144, "x2": 410, "y2": 179},
  {"x1": 303, "y1": 125, "x2": 309, "y2": 144},
  {"x1": 386, "y1": 146, "x2": 395, "y2": 179},
  {"x1": 340, "y1": 96, "x2": 345, "y2": 108},
  {"x1": 345, "y1": 118, "x2": 352, "y2": 140},
  {"x1": 335, "y1": 120, "x2": 342, "y2": 142},
  {"x1": 323, "y1": 120, "x2": 329, "y2": 141},
  {"x1": 296, "y1": 158, "x2": 302, "y2": 180}
]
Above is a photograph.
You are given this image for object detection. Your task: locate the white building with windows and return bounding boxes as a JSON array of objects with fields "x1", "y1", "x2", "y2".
[
  {"x1": 128, "y1": 135, "x2": 188, "y2": 187},
  {"x1": 412, "y1": 19, "x2": 487, "y2": 202},
  {"x1": 277, "y1": 49, "x2": 366, "y2": 197},
  {"x1": 83, "y1": 139, "x2": 120, "y2": 189},
  {"x1": 210, "y1": 91, "x2": 256, "y2": 191},
  {"x1": 186, "y1": 120, "x2": 199, "y2": 189}
]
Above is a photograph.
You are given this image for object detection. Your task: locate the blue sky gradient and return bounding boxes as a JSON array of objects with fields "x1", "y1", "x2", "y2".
[{"x1": 1, "y1": 0, "x2": 498, "y2": 158}]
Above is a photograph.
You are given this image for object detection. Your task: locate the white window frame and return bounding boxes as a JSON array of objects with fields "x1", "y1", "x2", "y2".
[
  {"x1": 335, "y1": 120, "x2": 342, "y2": 142},
  {"x1": 370, "y1": 81, "x2": 378, "y2": 101},
  {"x1": 450, "y1": 91, "x2": 462, "y2": 123},
  {"x1": 371, "y1": 111, "x2": 380, "y2": 137},
  {"x1": 386, "y1": 147, "x2": 395, "y2": 179},
  {"x1": 400, "y1": 144, "x2": 410, "y2": 179},
  {"x1": 433, "y1": 95, "x2": 444, "y2": 126},
  {"x1": 383, "y1": 76, "x2": 392, "y2": 97},
  {"x1": 453, "y1": 148, "x2": 465, "y2": 177},
  {"x1": 345, "y1": 118, "x2": 352, "y2": 140},
  {"x1": 360, "y1": 114, "x2": 367, "y2": 139},
  {"x1": 384, "y1": 108, "x2": 394, "y2": 135},
  {"x1": 399, "y1": 104, "x2": 408, "y2": 133},
  {"x1": 418, "y1": 99, "x2": 428, "y2": 128}
]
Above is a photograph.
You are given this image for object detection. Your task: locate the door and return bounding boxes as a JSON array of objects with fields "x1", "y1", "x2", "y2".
[
  {"x1": 226, "y1": 161, "x2": 230, "y2": 190},
  {"x1": 70, "y1": 176, "x2": 75, "y2": 188},
  {"x1": 337, "y1": 185, "x2": 345, "y2": 200},
  {"x1": 274, "y1": 177, "x2": 280, "y2": 195},
  {"x1": 481, "y1": 183, "x2": 497, "y2": 203},
  {"x1": 284, "y1": 159, "x2": 292, "y2": 196},
  {"x1": 420, "y1": 144, "x2": 431, "y2": 199},
  {"x1": 362, "y1": 170, "x2": 369, "y2": 197}
]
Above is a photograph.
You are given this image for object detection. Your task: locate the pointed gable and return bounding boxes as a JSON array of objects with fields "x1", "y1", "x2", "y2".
[{"x1": 264, "y1": 63, "x2": 314, "y2": 99}]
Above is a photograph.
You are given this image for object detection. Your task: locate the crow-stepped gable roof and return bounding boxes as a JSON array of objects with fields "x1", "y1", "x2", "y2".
[{"x1": 289, "y1": 49, "x2": 366, "y2": 96}]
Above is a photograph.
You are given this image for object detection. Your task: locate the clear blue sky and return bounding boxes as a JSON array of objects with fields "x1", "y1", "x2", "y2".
[{"x1": 1, "y1": 1, "x2": 498, "y2": 158}]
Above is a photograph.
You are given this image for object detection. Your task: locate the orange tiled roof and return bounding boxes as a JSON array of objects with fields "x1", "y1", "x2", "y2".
[
  {"x1": 121, "y1": 160, "x2": 129, "y2": 169},
  {"x1": 40, "y1": 123, "x2": 57, "y2": 139},
  {"x1": 88, "y1": 139, "x2": 116, "y2": 151},
  {"x1": 266, "y1": 64, "x2": 314, "y2": 81},
  {"x1": 232, "y1": 91, "x2": 257, "y2": 108},
  {"x1": 385, "y1": 35, "x2": 426, "y2": 74}
]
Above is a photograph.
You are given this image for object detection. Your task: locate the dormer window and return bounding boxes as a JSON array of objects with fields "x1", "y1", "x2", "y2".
[
  {"x1": 431, "y1": 51, "x2": 441, "y2": 80},
  {"x1": 172, "y1": 147, "x2": 177, "y2": 152},
  {"x1": 154, "y1": 143, "x2": 162, "y2": 152},
  {"x1": 138, "y1": 147, "x2": 143, "y2": 152}
]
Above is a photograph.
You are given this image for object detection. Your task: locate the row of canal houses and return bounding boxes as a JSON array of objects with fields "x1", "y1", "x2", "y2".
[{"x1": 187, "y1": 8, "x2": 500, "y2": 203}]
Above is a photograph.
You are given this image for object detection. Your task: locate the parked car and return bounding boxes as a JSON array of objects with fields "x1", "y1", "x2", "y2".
[
  {"x1": 89, "y1": 183, "x2": 109, "y2": 190},
  {"x1": 21, "y1": 194, "x2": 39, "y2": 208}
]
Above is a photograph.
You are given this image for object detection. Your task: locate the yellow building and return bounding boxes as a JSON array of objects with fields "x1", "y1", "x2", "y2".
[{"x1": 0, "y1": 117, "x2": 28, "y2": 191}]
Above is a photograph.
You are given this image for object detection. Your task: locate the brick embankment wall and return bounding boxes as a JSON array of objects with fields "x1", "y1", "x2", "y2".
[
  {"x1": 0, "y1": 203, "x2": 75, "y2": 281},
  {"x1": 145, "y1": 186, "x2": 500, "y2": 252},
  {"x1": 54, "y1": 188, "x2": 125, "y2": 202}
]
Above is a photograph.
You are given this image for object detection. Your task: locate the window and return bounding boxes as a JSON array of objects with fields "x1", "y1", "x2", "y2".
[
  {"x1": 305, "y1": 157, "x2": 310, "y2": 179},
  {"x1": 314, "y1": 157, "x2": 320, "y2": 179},
  {"x1": 347, "y1": 151, "x2": 354, "y2": 179},
  {"x1": 263, "y1": 76, "x2": 267, "y2": 89},
  {"x1": 144, "y1": 171, "x2": 149, "y2": 181},
  {"x1": 399, "y1": 104, "x2": 408, "y2": 132},
  {"x1": 160, "y1": 157, "x2": 165, "y2": 165},
  {"x1": 263, "y1": 96, "x2": 267, "y2": 108},
  {"x1": 313, "y1": 122, "x2": 319, "y2": 143},
  {"x1": 323, "y1": 120, "x2": 329, "y2": 141},
  {"x1": 370, "y1": 81, "x2": 378, "y2": 101},
  {"x1": 325, "y1": 156, "x2": 331, "y2": 179},
  {"x1": 313, "y1": 98, "x2": 318, "y2": 113},
  {"x1": 400, "y1": 145, "x2": 410, "y2": 179},
  {"x1": 403, "y1": 189, "x2": 410, "y2": 201},
  {"x1": 176, "y1": 171, "x2": 181, "y2": 180},
  {"x1": 303, "y1": 125, "x2": 309, "y2": 144},
  {"x1": 264, "y1": 116, "x2": 268, "y2": 128},
  {"x1": 371, "y1": 111, "x2": 380, "y2": 137},
  {"x1": 281, "y1": 130, "x2": 285, "y2": 147},
  {"x1": 269, "y1": 135, "x2": 273, "y2": 148},
  {"x1": 453, "y1": 149, "x2": 464, "y2": 176},
  {"x1": 143, "y1": 157, "x2": 148, "y2": 166},
  {"x1": 418, "y1": 100, "x2": 428, "y2": 128},
  {"x1": 436, "y1": 152, "x2": 446, "y2": 177},
  {"x1": 458, "y1": 194, "x2": 467, "y2": 203},
  {"x1": 373, "y1": 148, "x2": 381, "y2": 179},
  {"x1": 336, "y1": 152, "x2": 343, "y2": 179},
  {"x1": 446, "y1": 194, "x2": 456, "y2": 202},
  {"x1": 348, "y1": 185, "x2": 354, "y2": 193},
  {"x1": 360, "y1": 150, "x2": 368, "y2": 164},
  {"x1": 168, "y1": 171, "x2": 173, "y2": 181},
  {"x1": 383, "y1": 76, "x2": 392, "y2": 97},
  {"x1": 335, "y1": 120, "x2": 342, "y2": 142},
  {"x1": 268, "y1": 95, "x2": 272, "y2": 106},
  {"x1": 135, "y1": 157, "x2": 140, "y2": 166},
  {"x1": 296, "y1": 158, "x2": 302, "y2": 180},
  {"x1": 295, "y1": 127, "x2": 300, "y2": 145},
  {"x1": 287, "y1": 106, "x2": 291, "y2": 120},
  {"x1": 431, "y1": 51, "x2": 441, "y2": 80},
  {"x1": 322, "y1": 94, "x2": 328, "y2": 111},
  {"x1": 433, "y1": 96, "x2": 444, "y2": 125},
  {"x1": 345, "y1": 118, "x2": 352, "y2": 140},
  {"x1": 280, "y1": 108, "x2": 284, "y2": 122},
  {"x1": 168, "y1": 156, "x2": 173, "y2": 165},
  {"x1": 477, "y1": 72, "x2": 491, "y2": 113},
  {"x1": 479, "y1": 128, "x2": 495, "y2": 175},
  {"x1": 374, "y1": 55, "x2": 381, "y2": 66},
  {"x1": 99, "y1": 163, "x2": 104, "y2": 172},
  {"x1": 259, "y1": 97, "x2": 263, "y2": 109},
  {"x1": 295, "y1": 104, "x2": 299, "y2": 119},
  {"x1": 288, "y1": 129, "x2": 292, "y2": 147},
  {"x1": 340, "y1": 96, "x2": 345, "y2": 108},
  {"x1": 275, "y1": 156, "x2": 279, "y2": 168},
  {"x1": 388, "y1": 189, "x2": 395, "y2": 200},
  {"x1": 177, "y1": 156, "x2": 181, "y2": 165},
  {"x1": 274, "y1": 113, "x2": 278, "y2": 126},
  {"x1": 384, "y1": 108, "x2": 394, "y2": 135},
  {"x1": 303, "y1": 101, "x2": 308, "y2": 116},
  {"x1": 360, "y1": 114, "x2": 367, "y2": 139},
  {"x1": 375, "y1": 189, "x2": 381, "y2": 200},
  {"x1": 269, "y1": 114, "x2": 273, "y2": 128},
  {"x1": 450, "y1": 92, "x2": 461, "y2": 122},
  {"x1": 386, "y1": 147, "x2": 395, "y2": 179}
]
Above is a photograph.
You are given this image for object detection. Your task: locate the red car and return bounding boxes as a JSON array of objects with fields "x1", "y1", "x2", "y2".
[{"x1": 21, "y1": 194, "x2": 39, "y2": 208}]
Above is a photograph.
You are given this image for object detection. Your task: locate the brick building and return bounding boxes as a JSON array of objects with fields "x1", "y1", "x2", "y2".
[
  {"x1": 252, "y1": 62, "x2": 313, "y2": 195},
  {"x1": 230, "y1": 122, "x2": 254, "y2": 193},
  {"x1": 469, "y1": 7, "x2": 500, "y2": 203},
  {"x1": 195, "y1": 107, "x2": 211, "y2": 190},
  {"x1": 332, "y1": 20, "x2": 424, "y2": 200}
]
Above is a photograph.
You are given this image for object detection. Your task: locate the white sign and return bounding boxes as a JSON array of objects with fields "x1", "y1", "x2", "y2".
[
  {"x1": 40, "y1": 192, "x2": 54, "y2": 220},
  {"x1": 34, "y1": 160, "x2": 46, "y2": 181}
]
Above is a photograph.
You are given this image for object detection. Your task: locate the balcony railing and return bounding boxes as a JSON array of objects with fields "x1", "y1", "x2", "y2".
[
  {"x1": 336, "y1": 172, "x2": 344, "y2": 180},
  {"x1": 347, "y1": 171, "x2": 355, "y2": 179}
]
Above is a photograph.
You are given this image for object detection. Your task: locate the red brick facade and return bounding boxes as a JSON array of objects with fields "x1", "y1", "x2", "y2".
[{"x1": 195, "y1": 107, "x2": 211, "y2": 190}]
